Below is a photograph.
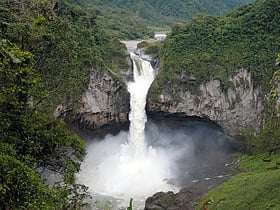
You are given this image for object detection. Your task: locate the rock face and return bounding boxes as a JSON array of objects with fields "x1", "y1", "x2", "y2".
[
  {"x1": 55, "y1": 42, "x2": 135, "y2": 136},
  {"x1": 55, "y1": 68, "x2": 130, "y2": 135},
  {"x1": 145, "y1": 188, "x2": 203, "y2": 210},
  {"x1": 78, "y1": 70, "x2": 130, "y2": 130},
  {"x1": 147, "y1": 68, "x2": 264, "y2": 138}
]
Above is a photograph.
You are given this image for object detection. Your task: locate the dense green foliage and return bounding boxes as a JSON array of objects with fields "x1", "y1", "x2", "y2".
[
  {"x1": 198, "y1": 153, "x2": 280, "y2": 210},
  {"x1": 0, "y1": 5, "x2": 91, "y2": 207},
  {"x1": 1, "y1": 0, "x2": 144, "y2": 207},
  {"x1": 0, "y1": 150, "x2": 90, "y2": 209},
  {"x1": 137, "y1": 41, "x2": 163, "y2": 59},
  {"x1": 150, "y1": 0, "x2": 280, "y2": 99},
  {"x1": 91, "y1": 0, "x2": 253, "y2": 27},
  {"x1": 86, "y1": 1, "x2": 153, "y2": 39},
  {"x1": 243, "y1": 53, "x2": 280, "y2": 154},
  {"x1": 196, "y1": 43, "x2": 280, "y2": 210},
  {"x1": 1, "y1": 0, "x2": 134, "y2": 112},
  {"x1": 1, "y1": 0, "x2": 279, "y2": 208}
]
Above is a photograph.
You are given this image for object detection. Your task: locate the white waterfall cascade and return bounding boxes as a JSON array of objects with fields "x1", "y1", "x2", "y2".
[
  {"x1": 107, "y1": 52, "x2": 174, "y2": 197},
  {"x1": 77, "y1": 53, "x2": 176, "y2": 208},
  {"x1": 126, "y1": 52, "x2": 155, "y2": 158}
]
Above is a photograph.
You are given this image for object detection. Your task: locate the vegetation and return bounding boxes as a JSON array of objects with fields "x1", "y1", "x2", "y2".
[
  {"x1": 197, "y1": 50, "x2": 280, "y2": 210},
  {"x1": 0, "y1": 0, "x2": 153, "y2": 207},
  {"x1": 1, "y1": 0, "x2": 150, "y2": 207},
  {"x1": 90, "y1": 3, "x2": 153, "y2": 39},
  {"x1": 147, "y1": 2, "x2": 280, "y2": 208},
  {"x1": 150, "y1": 0, "x2": 280, "y2": 99},
  {"x1": 1, "y1": 0, "x2": 279, "y2": 208},
  {"x1": 1, "y1": 0, "x2": 134, "y2": 113},
  {"x1": 137, "y1": 41, "x2": 163, "y2": 59},
  {"x1": 198, "y1": 153, "x2": 280, "y2": 210},
  {"x1": 242, "y1": 53, "x2": 280, "y2": 154},
  {"x1": 90, "y1": 0, "x2": 253, "y2": 27},
  {"x1": 0, "y1": 38, "x2": 88, "y2": 208}
]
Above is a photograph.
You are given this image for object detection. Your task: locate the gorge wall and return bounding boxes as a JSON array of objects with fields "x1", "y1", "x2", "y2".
[
  {"x1": 78, "y1": 70, "x2": 130, "y2": 130},
  {"x1": 147, "y1": 68, "x2": 264, "y2": 140},
  {"x1": 54, "y1": 67, "x2": 131, "y2": 136}
]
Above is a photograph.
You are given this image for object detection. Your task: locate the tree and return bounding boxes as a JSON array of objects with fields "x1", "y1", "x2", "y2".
[
  {"x1": 0, "y1": 151, "x2": 54, "y2": 209},
  {"x1": 0, "y1": 39, "x2": 88, "y2": 208}
]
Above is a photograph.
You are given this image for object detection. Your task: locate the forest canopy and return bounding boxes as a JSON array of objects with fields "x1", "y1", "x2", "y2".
[
  {"x1": 90, "y1": 0, "x2": 253, "y2": 27},
  {"x1": 150, "y1": 0, "x2": 280, "y2": 96}
]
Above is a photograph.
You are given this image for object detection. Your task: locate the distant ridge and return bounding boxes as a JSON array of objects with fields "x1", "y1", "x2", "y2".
[{"x1": 89, "y1": 0, "x2": 253, "y2": 26}]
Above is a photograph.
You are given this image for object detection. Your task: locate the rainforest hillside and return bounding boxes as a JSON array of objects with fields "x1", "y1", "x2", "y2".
[
  {"x1": 148, "y1": 0, "x2": 280, "y2": 153},
  {"x1": 1, "y1": 0, "x2": 139, "y2": 113},
  {"x1": 91, "y1": 0, "x2": 253, "y2": 26},
  {"x1": 1, "y1": 0, "x2": 279, "y2": 208},
  {"x1": 145, "y1": 1, "x2": 280, "y2": 208},
  {"x1": 150, "y1": 0, "x2": 280, "y2": 96}
]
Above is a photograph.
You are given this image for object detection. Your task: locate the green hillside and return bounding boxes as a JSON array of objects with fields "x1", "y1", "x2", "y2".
[
  {"x1": 148, "y1": 0, "x2": 280, "y2": 153},
  {"x1": 1, "y1": 0, "x2": 279, "y2": 208},
  {"x1": 147, "y1": 1, "x2": 280, "y2": 208},
  {"x1": 150, "y1": 0, "x2": 280, "y2": 97},
  {"x1": 91, "y1": 0, "x2": 253, "y2": 26},
  {"x1": 1, "y1": 0, "x2": 146, "y2": 112},
  {"x1": 198, "y1": 153, "x2": 280, "y2": 210}
]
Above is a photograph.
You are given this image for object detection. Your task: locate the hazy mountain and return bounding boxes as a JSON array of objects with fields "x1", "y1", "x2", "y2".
[{"x1": 90, "y1": 0, "x2": 253, "y2": 26}]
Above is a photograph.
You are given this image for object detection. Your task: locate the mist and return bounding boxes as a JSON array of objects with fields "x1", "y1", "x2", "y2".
[{"x1": 77, "y1": 119, "x2": 234, "y2": 209}]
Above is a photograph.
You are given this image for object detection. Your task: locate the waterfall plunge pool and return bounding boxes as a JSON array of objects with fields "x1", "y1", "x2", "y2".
[{"x1": 77, "y1": 119, "x2": 235, "y2": 210}]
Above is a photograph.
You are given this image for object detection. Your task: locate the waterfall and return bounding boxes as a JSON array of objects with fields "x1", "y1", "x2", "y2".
[
  {"x1": 112, "y1": 53, "x2": 173, "y2": 198},
  {"x1": 126, "y1": 52, "x2": 155, "y2": 158}
]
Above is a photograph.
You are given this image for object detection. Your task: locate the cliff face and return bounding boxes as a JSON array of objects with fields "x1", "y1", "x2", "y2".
[
  {"x1": 78, "y1": 70, "x2": 130, "y2": 130},
  {"x1": 54, "y1": 68, "x2": 130, "y2": 133},
  {"x1": 147, "y1": 68, "x2": 264, "y2": 138},
  {"x1": 54, "y1": 42, "x2": 136, "y2": 135}
]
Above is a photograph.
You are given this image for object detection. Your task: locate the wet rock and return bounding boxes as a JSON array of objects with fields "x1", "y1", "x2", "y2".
[{"x1": 145, "y1": 188, "x2": 203, "y2": 210}]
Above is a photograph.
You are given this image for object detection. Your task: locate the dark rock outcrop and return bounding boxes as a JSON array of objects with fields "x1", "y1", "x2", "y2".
[
  {"x1": 54, "y1": 69, "x2": 130, "y2": 136},
  {"x1": 145, "y1": 188, "x2": 203, "y2": 210},
  {"x1": 77, "y1": 71, "x2": 129, "y2": 129}
]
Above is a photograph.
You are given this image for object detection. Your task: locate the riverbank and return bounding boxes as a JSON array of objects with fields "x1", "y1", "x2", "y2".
[{"x1": 145, "y1": 152, "x2": 280, "y2": 210}]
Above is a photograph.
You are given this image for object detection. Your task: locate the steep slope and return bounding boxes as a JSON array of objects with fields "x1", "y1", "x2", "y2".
[
  {"x1": 147, "y1": 0, "x2": 280, "y2": 139},
  {"x1": 90, "y1": 0, "x2": 253, "y2": 26}
]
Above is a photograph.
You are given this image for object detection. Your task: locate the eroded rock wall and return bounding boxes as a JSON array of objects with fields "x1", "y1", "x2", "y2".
[
  {"x1": 78, "y1": 71, "x2": 129, "y2": 130},
  {"x1": 147, "y1": 68, "x2": 264, "y2": 138},
  {"x1": 55, "y1": 68, "x2": 130, "y2": 133}
]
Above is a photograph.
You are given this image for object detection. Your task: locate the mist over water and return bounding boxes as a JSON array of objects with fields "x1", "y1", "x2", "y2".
[{"x1": 77, "y1": 52, "x2": 234, "y2": 209}]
